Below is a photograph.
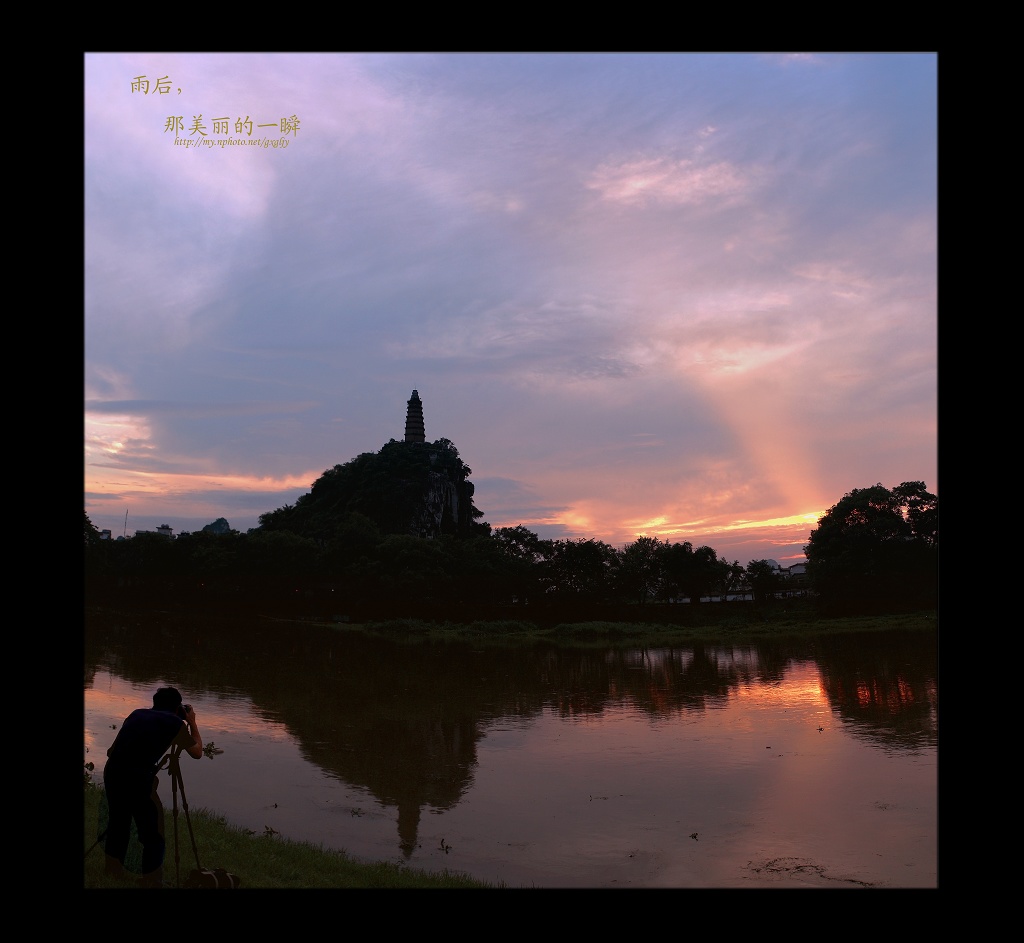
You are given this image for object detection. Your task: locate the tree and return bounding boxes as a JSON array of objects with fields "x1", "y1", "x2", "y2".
[
  {"x1": 84, "y1": 511, "x2": 102, "y2": 547},
  {"x1": 745, "y1": 560, "x2": 782, "y2": 605},
  {"x1": 804, "y1": 481, "x2": 938, "y2": 613},
  {"x1": 544, "y1": 538, "x2": 619, "y2": 601},
  {"x1": 492, "y1": 525, "x2": 551, "y2": 566},
  {"x1": 892, "y1": 480, "x2": 938, "y2": 546},
  {"x1": 444, "y1": 534, "x2": 517, "y2": 610},
  {"x1": 366, "y1": 533, "x2": 451, "y2": 615},
  {"x1": 174, "y1": 529, "x2": 243, "y2": 592},
  {"x1": 721, "y1": 560, "x2": 747, "y2": 600},
  {"x1": 235, "y1": 530, "x2": 323, "y2": 609},
  {"x1": 662, "y1": 541, "x2": 733, "y2": 604},
  {"x1": 492, "y1": 526, "x2": 552, "y2": 605},
  {"x1": 258, "y1": 438, "x2": 486, "y2": 541},
  {"x1": 618, "y1": 536, "x2": 667, "y2": 605},
  {"x1": 84, "y1": 511, "x2": 113, "y2": 597}
]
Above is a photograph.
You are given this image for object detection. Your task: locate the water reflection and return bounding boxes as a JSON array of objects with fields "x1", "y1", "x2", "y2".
[
  {"x1": 813, "y1": 633, "x2": 939, "y2": 750},
  {"x1": 85, "y1": 611, "x2": 937, "y2": 887}
]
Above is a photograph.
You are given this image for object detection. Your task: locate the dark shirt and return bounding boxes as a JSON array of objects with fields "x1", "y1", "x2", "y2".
[{"x1": 105, "y1": 708, "x2": 186, "y2": 777}]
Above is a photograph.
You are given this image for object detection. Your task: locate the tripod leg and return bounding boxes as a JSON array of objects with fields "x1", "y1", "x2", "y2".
[
  {"x1": 177, "y1": 767, "x2": 203, "y2": 871},
  {"x1": 168, "y1": 748, "x2": 203, "y2": 887},
  {"x1": 170, "y1": 758, "x2": 182, "y2": 887}
]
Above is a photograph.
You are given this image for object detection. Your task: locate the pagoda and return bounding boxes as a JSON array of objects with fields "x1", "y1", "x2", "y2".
[{"x1": 404, "y1": 389, "x2": 426, "y2": 443}]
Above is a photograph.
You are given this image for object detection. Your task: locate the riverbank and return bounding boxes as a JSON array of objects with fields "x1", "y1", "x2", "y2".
[
  {"x1": 285, "y1": 607, "x2": 938, "y2": 648},
  {"x1": 83, "y1": 784, "x2": 495, "y2": 889},
  {"x1": 87, "y1": 602, "x2": 937, "y2": 648}
]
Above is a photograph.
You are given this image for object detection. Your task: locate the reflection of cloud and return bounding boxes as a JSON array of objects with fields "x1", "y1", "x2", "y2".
[{"x1": 85, "y1": 671, "x2": 294, "y2": 784}]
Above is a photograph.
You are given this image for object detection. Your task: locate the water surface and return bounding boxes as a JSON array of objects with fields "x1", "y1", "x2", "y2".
[{"x1": 84, "y1": 613, "x2": 937, "y2": 887}]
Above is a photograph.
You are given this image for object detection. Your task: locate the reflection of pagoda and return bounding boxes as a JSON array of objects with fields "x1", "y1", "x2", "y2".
[{"x1": 404, "y1": 390, "x2": 425, "y2": 443}]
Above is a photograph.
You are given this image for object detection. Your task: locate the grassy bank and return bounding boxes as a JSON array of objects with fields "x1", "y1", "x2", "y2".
[
  {"x1": 300, "y1": 606, "x2": 938, "y2": 648},
  {"x1": 83, "y1": 785, "x2": 495, "y2": 889},
  {"x1": 89, "y1": 601, "x2": 937, "y2": 649}
]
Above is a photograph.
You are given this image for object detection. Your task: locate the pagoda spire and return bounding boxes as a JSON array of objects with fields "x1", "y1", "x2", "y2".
[{"x1": 404, "y1": 389, "x2": 425, "y2": 443}]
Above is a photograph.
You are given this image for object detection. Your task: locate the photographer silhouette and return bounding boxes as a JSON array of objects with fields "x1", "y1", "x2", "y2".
[{"x1": 102, "y1": 686, "x2": 203, "y2": 887}]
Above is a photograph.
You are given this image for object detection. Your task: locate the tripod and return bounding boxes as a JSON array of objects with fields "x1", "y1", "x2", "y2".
[{"x1": 156, "y1": 744, "x2": 204, "y2": 888}]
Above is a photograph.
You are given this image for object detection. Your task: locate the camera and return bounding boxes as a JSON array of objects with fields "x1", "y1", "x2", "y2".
[{"x1": 179, "y1": 703, "x2": 192, "y2": 719}]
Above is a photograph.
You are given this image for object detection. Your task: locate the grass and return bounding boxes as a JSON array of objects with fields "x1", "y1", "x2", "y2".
[
  {"x1": 83, "y1": 784, "x2": 496, "y2": 889},
  {"x1": 314, "y1": 607, "x2": 937, "y2": 647}
]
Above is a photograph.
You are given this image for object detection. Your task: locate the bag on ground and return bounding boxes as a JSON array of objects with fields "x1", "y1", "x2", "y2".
[{"x1": 184, "y1": 867, "x2": 241, "y2": 888}]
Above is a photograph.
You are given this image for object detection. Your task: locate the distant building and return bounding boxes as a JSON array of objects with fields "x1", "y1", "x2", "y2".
[{"x1": 134, "y1": 524, "x2": 175, "y2": 538}]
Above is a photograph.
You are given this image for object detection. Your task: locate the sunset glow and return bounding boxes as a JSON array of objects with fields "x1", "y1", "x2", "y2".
[{"x1": 85, "y1": 53, "x2": 936, "y2": 565}]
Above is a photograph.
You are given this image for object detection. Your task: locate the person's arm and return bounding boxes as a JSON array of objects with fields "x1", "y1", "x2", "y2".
[{"x1": 174, "y1": 706, "x2": 204, "y2": 759}]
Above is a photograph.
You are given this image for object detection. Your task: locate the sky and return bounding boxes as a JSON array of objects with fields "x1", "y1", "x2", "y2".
[{"x1": 84, "y1": 53, "x2": 937, "y2": 567}]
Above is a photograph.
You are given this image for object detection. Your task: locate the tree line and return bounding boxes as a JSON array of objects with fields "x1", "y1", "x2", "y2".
[{"x1": 84, "y1": 479, "x2": 936, "y2": 620}]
